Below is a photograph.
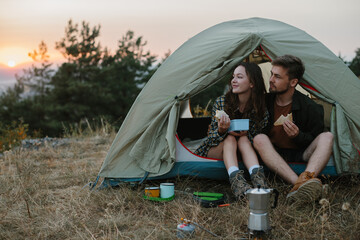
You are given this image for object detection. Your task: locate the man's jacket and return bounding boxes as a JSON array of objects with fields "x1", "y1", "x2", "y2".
[{"x1": 265, "y1": 90, "x2": 324, "y2": 149}]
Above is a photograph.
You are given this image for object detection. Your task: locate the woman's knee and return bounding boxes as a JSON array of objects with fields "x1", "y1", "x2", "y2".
[
  {"x1": 253, "y1": 134, "x2": 271, "y2": 150},
  {"x1": 238, "y1": 135, "x2": 250, "y2": 145},
  {"x1": 224, "y1": 134, "x2": 237, "y2": 145}
]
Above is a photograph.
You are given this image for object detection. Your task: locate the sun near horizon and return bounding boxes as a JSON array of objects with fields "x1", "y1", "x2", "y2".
[
  {"x1": 0, "y1": 47, "x2": 29, "y2": 68},
  {"x1": 7, "y1": 60, "x2": 16, "y2": 68},
  {"x1": 0, "y1": 46, "x2": 64, "y2": 69}
]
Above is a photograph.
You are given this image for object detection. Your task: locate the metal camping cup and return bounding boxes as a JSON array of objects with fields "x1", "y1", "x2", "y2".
[
  {"x1": 160, "y1": 183, "x2": 174, "y2": 198},
  {"x1": 144, "y1": 187, "x2": 160, "y2": 197},
  {"x1": 245, "y1": 187, "x2": 279, "y2": 232}
]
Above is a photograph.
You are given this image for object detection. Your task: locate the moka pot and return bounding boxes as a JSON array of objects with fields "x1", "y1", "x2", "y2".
[{"x1": 245, "y1": 186, "x2": 279, "y2": 232}]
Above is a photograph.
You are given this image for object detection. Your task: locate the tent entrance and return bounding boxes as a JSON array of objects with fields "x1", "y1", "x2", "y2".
[{"x1": 177, "y1": 117, "x2": 211, "y2": 142}]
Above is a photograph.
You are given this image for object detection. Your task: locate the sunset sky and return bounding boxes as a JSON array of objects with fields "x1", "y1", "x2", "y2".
[{"x1": 0, "y1": 0, "x2": 359, "y2": 74}]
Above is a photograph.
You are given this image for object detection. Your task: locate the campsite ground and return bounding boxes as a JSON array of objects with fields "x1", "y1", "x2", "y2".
[{"x1": 0, "y1": 127, "x2": 359, "y2": 239}]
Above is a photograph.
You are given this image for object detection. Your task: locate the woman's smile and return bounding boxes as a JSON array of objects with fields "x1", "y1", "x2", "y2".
[{"x1": 231, "y1": 65, "x2": 252, "y2": 94}]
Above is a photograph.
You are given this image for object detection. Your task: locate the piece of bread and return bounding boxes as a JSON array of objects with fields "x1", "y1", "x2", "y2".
[
  {"x1": 215, "y1": 110, "x2": 229, "y2": 121},
  {"x1": 274, "y1": 113, "x2": 293, "y2": 126}
]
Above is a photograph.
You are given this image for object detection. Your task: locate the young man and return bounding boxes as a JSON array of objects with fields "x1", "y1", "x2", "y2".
[{"x1": 253, "y1": 55, "x2": 334, "y2": 202}]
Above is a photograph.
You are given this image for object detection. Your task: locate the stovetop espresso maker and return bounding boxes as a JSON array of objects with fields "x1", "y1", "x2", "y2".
[{"x1": 245, "y1": 186, "x2": 279, "y2": 236}]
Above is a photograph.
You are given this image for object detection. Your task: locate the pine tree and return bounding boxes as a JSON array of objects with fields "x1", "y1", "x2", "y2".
[
  {"x1": 349, "y1": 48, "x2": 360, "y2": 78},
  {"x1": 48, "y1": 20, "x2": 158, "y2": 134}
]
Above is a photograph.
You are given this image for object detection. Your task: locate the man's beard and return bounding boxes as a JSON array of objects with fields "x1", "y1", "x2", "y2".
[{"x1": 269, "y1": 83, "x2": 290, "y2": 95}]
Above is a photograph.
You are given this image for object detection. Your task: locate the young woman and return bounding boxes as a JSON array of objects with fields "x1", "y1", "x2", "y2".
[{"x1": 195, "y1": 62, "x2": 269, "y2": 199}]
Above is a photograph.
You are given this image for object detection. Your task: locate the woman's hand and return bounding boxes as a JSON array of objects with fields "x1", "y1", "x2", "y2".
[
  {"x1": 229, "y1": 130, "x2": 248, "y2": 137},
  {"x1": 218, "y1": 115, "x2": 230, "y2": 135}
]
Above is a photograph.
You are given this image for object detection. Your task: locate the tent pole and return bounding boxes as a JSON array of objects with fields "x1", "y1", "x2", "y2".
[{"x1": 138, "y1": 171, "x2": 150, "y2": 185}]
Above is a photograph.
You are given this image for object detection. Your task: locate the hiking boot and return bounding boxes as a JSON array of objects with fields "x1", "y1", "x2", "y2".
[
  {"x1": 286, "y1": 171, "x2": 322, "y2": 202},
  {"x1": 250, "y1": 166, "x2": 268, "y2": 189},
  {"x1": 229, "y1": 170, "x2": 252, "y2": 200}
]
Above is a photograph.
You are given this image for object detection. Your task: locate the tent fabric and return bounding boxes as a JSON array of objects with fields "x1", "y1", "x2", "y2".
[{"x1": 98, "y1": 17, "x2": 360, "y2": 178}]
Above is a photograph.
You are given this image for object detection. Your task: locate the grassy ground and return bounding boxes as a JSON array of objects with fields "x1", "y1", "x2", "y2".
[{"x1": 0, "y1": 130, "x2": 359, "y2": 239}]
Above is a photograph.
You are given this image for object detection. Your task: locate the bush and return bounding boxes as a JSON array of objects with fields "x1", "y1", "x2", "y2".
[{"x1": 0, "y1": 121, "x2": 28, "y2": 152}]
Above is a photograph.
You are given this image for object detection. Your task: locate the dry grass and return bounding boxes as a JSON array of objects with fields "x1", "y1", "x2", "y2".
[{"x1": 0, "y1": 130, "x2": 359, "y2": 239}]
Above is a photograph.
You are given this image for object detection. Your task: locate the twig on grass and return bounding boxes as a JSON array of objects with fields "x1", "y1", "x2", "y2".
[{"x1": 24, "y1": 197, "x2": 32, "y2": 218}]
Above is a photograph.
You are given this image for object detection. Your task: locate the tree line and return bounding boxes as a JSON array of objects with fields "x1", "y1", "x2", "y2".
[{"x1": 0, "y1": 20, "x2": 166, "y2": 137}]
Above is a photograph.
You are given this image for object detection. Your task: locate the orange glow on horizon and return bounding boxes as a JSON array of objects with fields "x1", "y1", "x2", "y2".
[
  {"x1": 0, "y1": 46, "x2": 64, "y2": 67},
  {"x1": 0, "y1": 47, "x2": 29, "y2": 67}
]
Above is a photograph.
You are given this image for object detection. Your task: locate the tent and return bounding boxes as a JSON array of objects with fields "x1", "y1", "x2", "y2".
[{"x1": 95, "y1": 17, "x2": 360, "y2": 186}]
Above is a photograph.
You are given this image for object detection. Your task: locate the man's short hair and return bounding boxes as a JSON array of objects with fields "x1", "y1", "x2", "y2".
[{"x1": 272, "y1": 55, "x2": 305, "y2": 81}]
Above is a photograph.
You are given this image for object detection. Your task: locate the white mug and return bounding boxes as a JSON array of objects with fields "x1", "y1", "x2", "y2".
[{"x1": 160, "y1": 183, "x2": 174, "y2": 198}]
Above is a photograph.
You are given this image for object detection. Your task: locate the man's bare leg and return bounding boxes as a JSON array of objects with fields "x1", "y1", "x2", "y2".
[
  {"x1": 253, "y1": 134, "x2": 298, "y2": 184},
  {"x1": 302, "y1": 132, "x2": 334, "y2": 176}
]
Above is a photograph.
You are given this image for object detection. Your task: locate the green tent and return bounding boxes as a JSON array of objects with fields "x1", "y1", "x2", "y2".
[{"x1": 97, "y1": 17, "x2": 360, "y2": 181}]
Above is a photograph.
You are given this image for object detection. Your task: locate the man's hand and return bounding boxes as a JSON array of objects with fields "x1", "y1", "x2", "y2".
[
  {"x1": 229, "y1": 131, "x2": 248, "y2": 137},
  {"x1": 283, "y1": 120, "x2": 299, "y2": 138},
  {"x1": 218, "y1": 115, "x2": 230, "y2": 134}
]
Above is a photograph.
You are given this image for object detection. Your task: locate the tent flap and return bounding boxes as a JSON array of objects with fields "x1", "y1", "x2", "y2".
[
  {"x1": 333, "y1": 103, "x2": 360, "y2": 173},
  {"x1": 130, "y1": 103, "x2": 173, "y2": 174}
]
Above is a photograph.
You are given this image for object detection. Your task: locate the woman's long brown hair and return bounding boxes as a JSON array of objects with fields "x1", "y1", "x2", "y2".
[{"x1": 224, "y1": 62, "x2": 266, "y2": 121}]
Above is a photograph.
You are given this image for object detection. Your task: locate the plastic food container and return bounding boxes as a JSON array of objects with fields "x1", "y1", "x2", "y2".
[{"x1": 228, "y1": 119, "x2": 249, "y2": 132}]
